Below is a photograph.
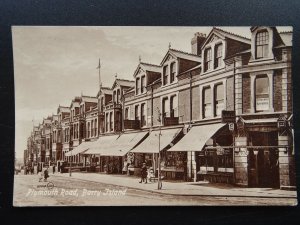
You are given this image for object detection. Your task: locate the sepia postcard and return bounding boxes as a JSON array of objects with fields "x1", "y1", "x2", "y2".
[{"x1": 13, "y1": 26, "x2": 297, "y2": 206}]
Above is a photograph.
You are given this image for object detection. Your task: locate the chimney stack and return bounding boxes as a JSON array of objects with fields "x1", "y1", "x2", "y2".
[{"x1": 191, "y1": 32, "x2": 206, "y2": 55}]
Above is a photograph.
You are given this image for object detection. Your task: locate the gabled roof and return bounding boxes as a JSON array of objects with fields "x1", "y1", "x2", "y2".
[
  {"x1": 80, "y1": 95, "x2": 98, "y2": 103},
  {"x1": 57, "y1": 106, "x2": 70, "y2": 114},
  {"x1": 160, "y1": 48, "x2": 201, "y2": 65},
  {"x1": 112, "y1": 78, "x2": 135, "y2": 89},
  {"x1": 43, "y1": 118, "x2": 51, "y2": 125},
  {"x1": 133, "y1": 62, "x2": 161, "y2": 78},
  {"x1": 201, "y1": 27, "x2": 251, "y2": 50},
  {"x1": 279, "y1": 31, "x2": 292, "y2": 47},
  {"x1": 70, "y1": 101, "x2": 80, "y2": 108},
  {"x1": 97, "y1": 86, "x2": 113, "y2": 97},
  {"x1": 52, "y1": 115, "x2": 59, "y2": 121}
]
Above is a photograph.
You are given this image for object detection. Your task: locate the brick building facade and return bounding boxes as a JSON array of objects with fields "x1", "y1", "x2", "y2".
[{"x1": 24, "y1": 26, "x2": 295, "y2": 189}]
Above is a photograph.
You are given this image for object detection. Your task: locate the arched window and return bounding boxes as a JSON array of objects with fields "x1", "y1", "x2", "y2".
[
  {"x1": 204, "y1": 48, "x2": 212, "y2": 72},
  {"x1": 256, "y1": 30, "x2": 269, "y2": 59},
  {"x1": 255, "y1": 75, "x2": 269, "y2": 111}
]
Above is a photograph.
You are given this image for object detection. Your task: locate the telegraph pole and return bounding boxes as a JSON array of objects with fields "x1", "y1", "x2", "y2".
[{"x1": 157, "y1": 108, "x2": 163, "y2": 190}]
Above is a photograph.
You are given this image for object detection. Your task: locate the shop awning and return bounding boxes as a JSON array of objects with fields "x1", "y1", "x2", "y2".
[
  {"x1": 83, "y1": 135, "x2": 120, "y2": 155},
  {"x1": 168, "y1": 123, "x2": 225, "y2": 152},
  {"x1": 100, "y1": 131, "x2": 149, "y2": 156},
  {"x1": 131, "y1": 128, "x2": 182, "y2": 153},
  {"x1": 65, "y1": 141, "x2": 95, "y2": 157}
]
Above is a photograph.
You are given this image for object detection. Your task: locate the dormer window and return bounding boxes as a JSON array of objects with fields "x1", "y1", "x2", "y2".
[
  {"x1": 204, "y1": 48, "x2": 212, "y2": 72},
  {"x1": 136, "y1": 77, "x2": 140, "y2": 95},
  {"x1": 170, "y1": 62, "x2": 176, "y2": 83},
  {"x1": 256, "y1": 30, "x2": 269, "y2": 59},
  {"x1": 163, "y1": 65, "x2": 169, "y2": 85},
  {"x1": 214, "y1": 44, "x2": 222, "y2": 68},
  {"x1": 141, "y1": 75, "x2": 146, "y2": 93}
]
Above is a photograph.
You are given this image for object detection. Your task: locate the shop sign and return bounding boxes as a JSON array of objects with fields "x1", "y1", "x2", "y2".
[
  {"x1": 229, "y1": 123, "x2": 235, "y2": 131},
  {"x1": 256, "y1": 98, "x2": 269, "y2": 111},
  {"x1": 277, "y1": 115, "x2": 287, "y2": 128},
  {"x1": 221, "y1": 110, "x2": 236, "y2": 123}
]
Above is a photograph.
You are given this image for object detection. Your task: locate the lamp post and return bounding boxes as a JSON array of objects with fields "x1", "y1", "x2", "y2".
[{"x1": 157, "y1": 108, "x2": 163, "y2": 190}]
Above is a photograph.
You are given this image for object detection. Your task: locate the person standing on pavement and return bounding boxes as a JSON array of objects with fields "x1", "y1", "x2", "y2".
[
  {"x1": 139, "y1": 163, "x2": 148, "y2": 184},
  {"x1": 44, "y1": 167, "x2": 49, "y2": 182}
]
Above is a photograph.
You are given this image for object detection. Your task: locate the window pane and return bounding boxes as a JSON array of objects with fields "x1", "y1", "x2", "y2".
[
  {"x1": 204, "y1": 88, "x2": 211, "y2": 104},
  {"x1": 204, "y1": 104, "x2": 211, "y2": 118},
  {"x1": 215, "y1": 84, "x2": 224, "y2": 101},
  {"x1": 256, "y1": 77, "x2": 269, "y2": 95},
  {"x1": 255, "y1": 76, "x2": 269, "y2": 111}
]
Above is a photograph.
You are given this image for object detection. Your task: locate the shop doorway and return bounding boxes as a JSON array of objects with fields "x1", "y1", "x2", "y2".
[{"x1": 248, "y1": 131, "x2": 279, "y2": 188}]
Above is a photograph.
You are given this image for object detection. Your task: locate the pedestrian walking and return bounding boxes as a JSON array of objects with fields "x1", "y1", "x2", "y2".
[
  {"x1": 139, "y1": 163, "x2": 148, "y2": 184},
  {"x1": 44, "y1": 168, "x2": 49, "y2": 182}
]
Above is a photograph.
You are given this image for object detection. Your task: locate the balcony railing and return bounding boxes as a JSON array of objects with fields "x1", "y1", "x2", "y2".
[
  {"x1": 124, "y1": 119, "x2": 140, "y2": 130},
  {"x1": 163, "y1": 117, "x2": 179, "y2": 126}
]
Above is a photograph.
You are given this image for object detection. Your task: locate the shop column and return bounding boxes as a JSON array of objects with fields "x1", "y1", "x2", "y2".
[
  {"x1": 278, "y1": 134, "x2": 296, "y2": 190},
  {"x1": 234, "y1": 136, "x2": 248, "y2": 187},
  {"x1": 187, "y1": 151, "x2": 197, "y2": 182}
]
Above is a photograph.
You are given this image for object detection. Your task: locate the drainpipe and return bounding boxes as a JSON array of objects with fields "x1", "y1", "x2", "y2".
[
  {"x1": 233, "y1": 59, "x2": 236, "y2": 184},
  {"x1": 189, "y1": 72, "x2": 196, "y2": 182},
  {"x1": 151, "y1": 84, "x2": 154, "y2": 127}
]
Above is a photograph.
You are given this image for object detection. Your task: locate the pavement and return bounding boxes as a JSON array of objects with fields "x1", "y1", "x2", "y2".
[{"x1": 52, "y1": 172, "x2": 298, "y2": 199}]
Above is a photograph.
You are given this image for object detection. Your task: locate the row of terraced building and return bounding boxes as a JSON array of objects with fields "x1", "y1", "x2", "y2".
[{"x1": 24, "y1": 26, "x2": 295, "y2": 189}]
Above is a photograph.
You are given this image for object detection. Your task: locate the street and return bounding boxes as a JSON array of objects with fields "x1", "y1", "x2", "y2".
[{"x1": 13, "y1": 174, "x2": 297, "y2": 206}]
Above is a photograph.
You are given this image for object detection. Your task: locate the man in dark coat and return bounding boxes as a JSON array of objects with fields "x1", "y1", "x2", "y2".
[
  {"x1": 44, "y1": 168, "x2": 49, "y2": 181},
  {"x1": 139, "y1": 163, "x2": 147, "y2": 184}
]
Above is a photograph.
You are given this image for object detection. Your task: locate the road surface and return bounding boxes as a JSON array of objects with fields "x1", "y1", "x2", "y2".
[{"x1": 13, "y1": 174, "x2": 296, "y2": 206}]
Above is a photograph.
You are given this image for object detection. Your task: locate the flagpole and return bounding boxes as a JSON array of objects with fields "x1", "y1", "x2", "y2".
[{"x1": 97, "y1": 58, "x2": 102, "y2": 88}]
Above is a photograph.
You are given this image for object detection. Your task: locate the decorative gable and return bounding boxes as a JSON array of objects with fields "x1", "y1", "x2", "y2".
[
  {"x1": 166, "y1": 54, "x2": 175, "y2": 62},
  {"x1": 208, "y1": 34, "x2": 221, "y2": 43}
]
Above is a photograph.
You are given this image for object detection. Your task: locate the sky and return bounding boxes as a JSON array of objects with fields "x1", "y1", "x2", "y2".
[{"x1": 12, "y1": 26, "x2": 292, "y2": 158}]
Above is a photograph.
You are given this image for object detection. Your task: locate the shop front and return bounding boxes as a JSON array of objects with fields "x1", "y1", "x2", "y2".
[{"x1": 130, "y1": 128, "x2": 183, "y2": 179}]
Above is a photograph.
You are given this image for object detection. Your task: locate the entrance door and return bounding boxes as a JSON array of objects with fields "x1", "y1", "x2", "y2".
[{"x1": 248, "y1": 132, "x2": 279, "y2": 188}]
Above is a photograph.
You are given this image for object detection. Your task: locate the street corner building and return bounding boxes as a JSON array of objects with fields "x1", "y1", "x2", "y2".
[{"x1": 22, "y1": 26, "x2": 295, "y2": 196}]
